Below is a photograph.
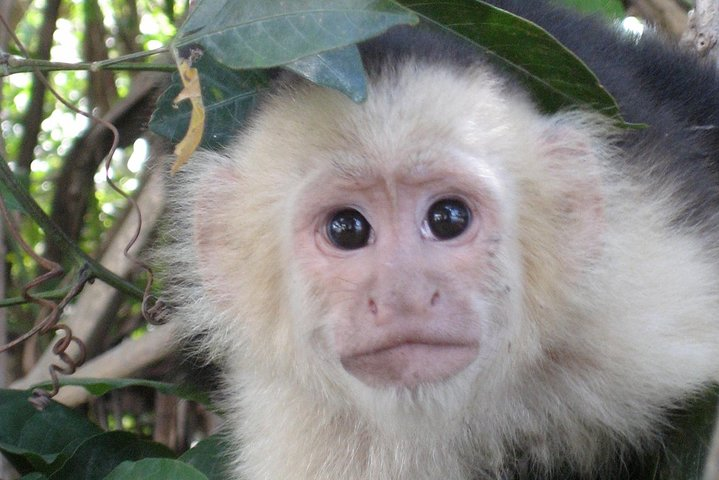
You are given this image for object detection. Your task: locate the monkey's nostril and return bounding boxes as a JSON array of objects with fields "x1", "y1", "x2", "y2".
[
  {"x1": 430, "y1": 291, "x2": 440, "y2": 306},
  {"x1": 368, "y1": 298, "x2": 378, "y2": 315}
]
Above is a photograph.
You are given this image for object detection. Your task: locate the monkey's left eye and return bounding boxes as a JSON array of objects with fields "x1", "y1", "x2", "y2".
[
  {"x1": 425, "y1": 199, "x2": 471, "y2": 240},
  {"x1": 326, "y1": 209, "x2": 372, "y2": 250}
]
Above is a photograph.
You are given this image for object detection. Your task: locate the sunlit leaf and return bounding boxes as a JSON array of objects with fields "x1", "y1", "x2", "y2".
[{"x1": 174, "y1": 0, "x2": 417, "y2": 69}]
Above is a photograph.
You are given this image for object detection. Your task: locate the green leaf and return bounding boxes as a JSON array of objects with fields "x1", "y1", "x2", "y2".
[
  {"x1": 20, "y1": 474, "x2": 48, "y2": 480},
  {"x1": 179, "y1": 435, "x2": 233, "y2": 480},
  {"x1": 48, "y1": 431, "x2": 174, "y2": 480},
  {"x1": 32, "y1": 377, "x2": 211, "y2": 406},
  {"x1": 397, "y1": 0, "x2": 621, "y2": 118},
  {"x1": 286, "y1": 44, "x2": 367, "y2": 102},
  {"x1": 149, "y1": 54, "x2": 268, "y2": 149},
  {"x1": 553, "y1": 0, "x2": 624, "y2": 18},
  {"x1": 105, "y1": 458, "x2": 209, "y2": 480},
  {"x1": 174, "y1": 0, "x2": 417, "y2": 69},
  {"x1": 0, "y1": 389, "x2": 102, "y2": 474}
]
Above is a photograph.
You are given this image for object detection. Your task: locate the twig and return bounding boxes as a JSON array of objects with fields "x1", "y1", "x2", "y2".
[{"x1": 0, "y1": 47, "x2": 175, "y2": 76}]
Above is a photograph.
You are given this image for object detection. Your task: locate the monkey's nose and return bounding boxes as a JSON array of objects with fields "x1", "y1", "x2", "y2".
[{"x1": 367, "y1": 288, "x2": 441, "y2": 325}]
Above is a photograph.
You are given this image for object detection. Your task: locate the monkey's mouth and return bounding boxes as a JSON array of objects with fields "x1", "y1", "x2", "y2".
[{"x1": 341, "y1": 341, "x2": 479, "y2": 388}]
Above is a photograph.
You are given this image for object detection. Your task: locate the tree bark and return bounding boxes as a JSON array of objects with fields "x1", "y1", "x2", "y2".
[
  {"x1": 84, "y1": 0, "x2": 118, "y2": 116},
  {"x1": 15, "y1": 0, "x2": 62, "y2": 178},
  {"x1": 681, "y1": 0, "x2": 719, "y2": 67}
]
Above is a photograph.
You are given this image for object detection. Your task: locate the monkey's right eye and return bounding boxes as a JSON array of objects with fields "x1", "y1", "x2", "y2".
[{"x1": 326, "y1": 209, "x2": 372, "y2": 250}]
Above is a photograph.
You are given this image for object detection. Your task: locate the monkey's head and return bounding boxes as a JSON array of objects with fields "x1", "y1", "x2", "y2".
[
  {"x1": 158, "y1": 16, "x2": 719, "y2": 480},
  {"x1": 167, "y1": 54, "x2": 607, "y2": 416}
]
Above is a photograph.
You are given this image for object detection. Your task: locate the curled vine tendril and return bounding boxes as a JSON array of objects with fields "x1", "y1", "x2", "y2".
[{"x1": 0, "y1": 195, "x2": 90, "y2": 409}]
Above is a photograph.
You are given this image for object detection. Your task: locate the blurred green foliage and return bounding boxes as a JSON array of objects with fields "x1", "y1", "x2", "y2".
[{"x1": 554, "y1": 0, "x2": 625, "y2": 17}]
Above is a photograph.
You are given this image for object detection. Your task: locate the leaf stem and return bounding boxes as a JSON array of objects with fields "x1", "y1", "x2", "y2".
[{"x1": 2, "y1": 47, "x2": 177, "y2": 76}]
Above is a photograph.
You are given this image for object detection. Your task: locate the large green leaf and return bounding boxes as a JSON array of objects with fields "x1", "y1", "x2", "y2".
[
  {"x1": 0, "y1": 389, "x2": 183, "y2": 479},
  {"x1": 179, "y1": 435, "x2": 233, "y2": 480},
  {"x1": 0, "y1": 389, "x2": 102, "y2": 474},
  {"x1": 47, "y1": 431, "x2": 174, "y2": 480},
  {"x1": 174, "y1": 0, "x2": 417, "y2": 68},
  {"x1": 105, "y1": 458, "x2": 208, "y2": 480},
  {"x1": 398, "y1": 0, "x2": 621, "y2": 118}
]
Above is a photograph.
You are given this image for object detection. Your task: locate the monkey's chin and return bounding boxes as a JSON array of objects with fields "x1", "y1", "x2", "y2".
[{"x1": 341, "y1": 343, "x2": 479, "y2": 389}]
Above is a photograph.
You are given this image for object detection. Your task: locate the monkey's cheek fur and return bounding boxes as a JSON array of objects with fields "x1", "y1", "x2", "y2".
[{"x1": 340, "y1": 342, "x2": 479, "y2": 388}]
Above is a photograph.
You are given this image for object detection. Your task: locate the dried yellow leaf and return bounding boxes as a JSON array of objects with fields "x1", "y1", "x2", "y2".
[{"x1": 171, "y1": 58, "x2": 205, "y2": 174}]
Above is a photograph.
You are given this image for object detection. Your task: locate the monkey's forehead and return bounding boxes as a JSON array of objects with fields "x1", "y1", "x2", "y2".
[{"x1": 243, "y1": 61, "x2": 538, "y2": 176}]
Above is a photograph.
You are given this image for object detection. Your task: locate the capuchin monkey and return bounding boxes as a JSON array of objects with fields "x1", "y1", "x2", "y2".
[{"x1": 159, "y1": 0, "x2": 719, "y2": 478}]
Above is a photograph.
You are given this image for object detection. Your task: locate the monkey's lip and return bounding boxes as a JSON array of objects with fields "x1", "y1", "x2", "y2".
[{"x1": 341, "y1": 340, "x2": 479, "y2": 388}]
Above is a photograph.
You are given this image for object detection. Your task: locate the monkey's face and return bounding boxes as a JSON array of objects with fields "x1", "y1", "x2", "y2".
[{"x1": 291, "y1": 157, "x2": 510, "y2": 389}]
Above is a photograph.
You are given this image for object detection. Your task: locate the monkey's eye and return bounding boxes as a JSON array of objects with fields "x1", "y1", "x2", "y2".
[
  {"x1": 326, "y1": 209, "x2": 372, "y2": 250},
  {"x1": 425, "y1": 199, "x2": 471, "y2": 240}
]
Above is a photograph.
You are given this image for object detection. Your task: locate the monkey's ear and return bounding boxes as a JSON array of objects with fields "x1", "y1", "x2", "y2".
[
  {"x1": 189, "y1": 162, "x2": 247, "y2": 302},
  {"x1": 529, "y1": 114, "x2": 608, "y2": 267}
]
